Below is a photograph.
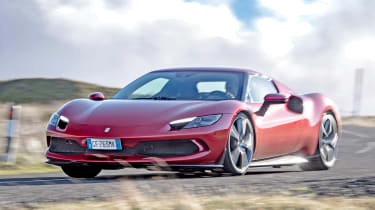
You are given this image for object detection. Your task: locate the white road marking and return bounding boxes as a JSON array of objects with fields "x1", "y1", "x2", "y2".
[
  {"x1": 342, "y1": 129, "x2": 370, "y2": 138},
  {"x1": 356, "y1": 142, "x2": 375, "y2": 154},
  {"x1": 343, "y1": 129, "x2": 374, "y2": 154}
]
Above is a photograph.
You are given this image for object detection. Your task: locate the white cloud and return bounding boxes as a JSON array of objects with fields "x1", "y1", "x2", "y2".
[
  {"x1": 344, "y1": 37, "x2": 375, "y2": 63},
  {"x1": 37, "y1": 0, "x2": 244, "y2": 43},
  {"x1": 259, "y1": 0, "x2": 331, "y2": 20},
  {"x1": 1, "y1": 0, "x2": 374, "y2": 115},
  {"x1": 254, "y1": 0, "x2": 332, "y2": 57},
  {"x1": 186, "y1": 0, "x2": 234, "y2": 6}
]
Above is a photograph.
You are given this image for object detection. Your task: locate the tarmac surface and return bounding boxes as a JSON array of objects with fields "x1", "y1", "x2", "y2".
[{"x1": 0, "y1": 125, "x2": 374, "y2": 208}]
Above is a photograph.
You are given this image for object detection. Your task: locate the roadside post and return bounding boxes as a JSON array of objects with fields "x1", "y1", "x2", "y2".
[
  {"x1": 352, "y1": 68, "x2": 364, "y2": 116},
  {"x1": 3, "y1": 104, "x2": 21, "y2": 162}
]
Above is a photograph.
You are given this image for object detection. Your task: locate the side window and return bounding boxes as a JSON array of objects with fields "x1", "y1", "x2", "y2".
[
  {"x1": 247, "y1": 75, "x2": 278, "y2": 102},
  {"x1": 130, "y1": 78, "x2": 169, "y2": 98}
]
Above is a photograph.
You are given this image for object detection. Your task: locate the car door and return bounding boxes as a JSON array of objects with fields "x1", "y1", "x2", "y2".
[{"x1": 246, "y1": 75, "x2": 303, "y2": 159}]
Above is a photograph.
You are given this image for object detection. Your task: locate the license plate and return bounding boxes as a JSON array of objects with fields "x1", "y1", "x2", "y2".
[{"x1": 87, "y1": 138, "x2": 122, "y2": 150}]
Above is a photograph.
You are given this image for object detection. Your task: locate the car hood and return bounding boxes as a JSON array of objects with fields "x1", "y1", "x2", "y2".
[{"x1": 58, "y1": 99, "x2": 245, "y2": 129}]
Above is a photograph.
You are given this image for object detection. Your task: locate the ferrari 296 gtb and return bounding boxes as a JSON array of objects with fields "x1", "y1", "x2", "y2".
[{"x1": 45, "y1": 68, "x2": 341, "y2": 178}]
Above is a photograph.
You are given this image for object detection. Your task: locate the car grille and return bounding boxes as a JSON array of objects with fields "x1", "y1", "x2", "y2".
[
  {"x1": 48, "y1": 137, "x2": 199, "y2": 157},
  {"x1": 49, "y1": 138, "x2": 86, "y2": 154},
  {"x1": 136, "y1": 140, "x2": 199, "y2": 157}
]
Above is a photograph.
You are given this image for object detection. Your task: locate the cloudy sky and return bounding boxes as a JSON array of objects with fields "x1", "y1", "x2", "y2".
[{"x1": 0, "y1": 0, "x2": 374, "y2": 115}]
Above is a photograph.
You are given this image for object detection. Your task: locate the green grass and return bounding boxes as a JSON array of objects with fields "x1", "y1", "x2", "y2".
[
  {"x1": 0, "y1": 78, "x2": 120, "y2": 104},
  {"x1": 0, "y1": 162, "x2": 60, "y2": 175},
  {"x1": 0, "y1": 155, "x2": 60, "y2": 175}
]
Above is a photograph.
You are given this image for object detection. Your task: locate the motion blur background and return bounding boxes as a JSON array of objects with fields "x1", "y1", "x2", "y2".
[
  {"x1": 0, "y1": 0, "x2": 374, "y2": 115},
  {"x1": 0, "y1": 1, "x2": 375, "y2": 209}
]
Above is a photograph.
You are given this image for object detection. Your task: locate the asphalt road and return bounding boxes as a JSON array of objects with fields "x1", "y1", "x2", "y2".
[{"x1": 0, "y1": 125, "x2": 374, "y2": 208}]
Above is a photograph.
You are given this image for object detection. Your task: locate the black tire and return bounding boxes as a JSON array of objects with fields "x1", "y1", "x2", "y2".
[
  {"x1": 300, "y1": 112, "x2": 339, "y2": 171},
  {"x1": 223, "y1": 113, "x2": 255, "y2": 175},
  {"x1": 61, "y1": 166, "x2": 102, "y2": 178}
]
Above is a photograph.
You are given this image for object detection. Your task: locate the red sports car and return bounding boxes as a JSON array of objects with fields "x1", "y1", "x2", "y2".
[{"x1": 45, "y1": 68, "x2": 341, "y2": 178}]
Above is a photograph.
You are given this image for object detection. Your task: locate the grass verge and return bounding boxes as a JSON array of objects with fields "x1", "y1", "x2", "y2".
[
  {"x1": 0, "y1": 162, "x2": 59, "y2": 175},
  {"x1": 0, "y1": 158, "x2": 59, "y2": 175},
  {"x1": 342, "y1": 116, "x2": 375, "y2": 127},
  {"x1": 27, "y1": 194, "x2": 375, "y2": 210}
]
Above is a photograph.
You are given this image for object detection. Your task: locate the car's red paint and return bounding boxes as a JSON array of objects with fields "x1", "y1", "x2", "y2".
[
  {"x1": 47, "y1": 100, "x2": 240, "y2": 164},
  {"x1": 45, "y1": 68, "x2": 341, "y2": 168},
  {"x1": 250, "y1": 102, "x2": 303, "y2": 158}
]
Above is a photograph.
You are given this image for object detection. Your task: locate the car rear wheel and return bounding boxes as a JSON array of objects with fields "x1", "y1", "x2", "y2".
[
  {"x1": 61, "y1": 166, "x2": 102, "y2": 178},
  {"x1": 224, "y1": 113, "x2": 254, "y2": 175},
  {"x1": 300, "y1": 112, "x2": 339, "y2": 171}
]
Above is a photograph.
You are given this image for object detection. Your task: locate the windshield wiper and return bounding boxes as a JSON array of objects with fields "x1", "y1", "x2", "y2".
[{"x1": 133, "y1": 96, "x2": 177, "y2": 100}]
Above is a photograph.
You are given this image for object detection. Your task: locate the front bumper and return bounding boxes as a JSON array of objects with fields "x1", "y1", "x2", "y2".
[
  {"x1": 45, "y1": 114, "x2": 233, "y2": 167},
  {"x1": 45, "y1": 159, "x2": 224, "y2": 171}
]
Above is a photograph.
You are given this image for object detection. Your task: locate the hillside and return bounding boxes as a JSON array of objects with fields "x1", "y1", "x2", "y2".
[{"x1": 0, "y1": 78, "x2": 120, "y2": 104}]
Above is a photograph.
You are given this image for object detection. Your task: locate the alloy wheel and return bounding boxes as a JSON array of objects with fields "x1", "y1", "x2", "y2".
[
  {"x1": 319, "y1": 114, "x2": 338, "y2": 167},
  {"x1": 228, "y1": 114, "x2": 254, "y2": 172}
]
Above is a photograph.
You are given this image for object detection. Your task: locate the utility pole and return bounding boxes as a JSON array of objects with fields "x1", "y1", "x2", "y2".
[{"x1": 352, "y1": 68, "x2": 364, "y2": 117}]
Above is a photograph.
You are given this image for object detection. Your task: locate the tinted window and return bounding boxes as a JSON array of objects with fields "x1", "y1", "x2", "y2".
[
  {"x1": 113, "y1": 71, "x2": 244, "y2": 101},
  {"x1": 247, "y1": 75, "x2": 278, "y2": 102}
]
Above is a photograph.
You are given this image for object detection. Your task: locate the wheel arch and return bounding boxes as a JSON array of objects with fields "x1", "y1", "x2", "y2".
[{"x1": 299, "y1": 93, "x2": 342, "y2": 156}]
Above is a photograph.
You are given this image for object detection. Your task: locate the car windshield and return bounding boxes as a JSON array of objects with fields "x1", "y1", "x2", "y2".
[{"x1": 113, "y1": 71, "x2": 245, "y2": 101}]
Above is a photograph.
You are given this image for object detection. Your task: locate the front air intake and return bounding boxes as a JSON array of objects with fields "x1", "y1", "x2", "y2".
[{"x1": 136, "y1": 140, "x2": 199, "y2": 157}]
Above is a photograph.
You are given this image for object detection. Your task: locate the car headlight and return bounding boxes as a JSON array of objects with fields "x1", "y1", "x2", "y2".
[
  {"x1": 49, "y1": 113, "x2": 60, "y2": 127},
  {"x1": 170, "y1": 114, "x2": 222, "y2": 130},
  {"x1": 48, "y1": 113, "x2": 69, "y2": 131}
]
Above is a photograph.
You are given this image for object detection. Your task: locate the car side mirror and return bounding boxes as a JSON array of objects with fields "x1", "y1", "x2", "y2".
[
  {"x1": 256, "y1": 93, "x2": 303, "y2": 116},
  {"x1": 89, "y1": 92, "x2": 105, "y2": 101},
  {"x1": 264, "y1": 93, "x2": 288, "y2": 104}
]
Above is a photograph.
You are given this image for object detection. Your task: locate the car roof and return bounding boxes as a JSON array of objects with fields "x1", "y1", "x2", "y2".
[
  {"x1": 150, "y1": 67, "x2": 293, "y2": 94},
  {"x1": 151, "y1": 67, "x2": 260, "y2": 75}
]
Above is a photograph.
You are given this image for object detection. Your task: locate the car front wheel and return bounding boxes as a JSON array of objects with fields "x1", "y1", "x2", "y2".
[{"x1": 223, "y1": 113, "x2": 254, "y2": 175}]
